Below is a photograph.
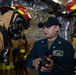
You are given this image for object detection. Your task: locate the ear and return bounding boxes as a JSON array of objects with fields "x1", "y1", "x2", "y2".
[{"x1": 55, "y1": 25, "x2": 59, "y2": 31}]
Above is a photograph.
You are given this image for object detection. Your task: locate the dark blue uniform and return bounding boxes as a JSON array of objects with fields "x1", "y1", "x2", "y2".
[{"x1": 26, "y1": 36, "x2": 75, "y2": 75}]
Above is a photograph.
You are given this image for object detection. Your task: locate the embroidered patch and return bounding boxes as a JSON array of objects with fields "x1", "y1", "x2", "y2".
[{"x1": 53, "y1": 50, "x2": 64, "y2": 57}]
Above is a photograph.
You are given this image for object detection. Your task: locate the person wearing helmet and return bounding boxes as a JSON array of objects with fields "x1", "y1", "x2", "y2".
[{"x1": 0, "y1": 5, "x2": 32, "y2": 75}]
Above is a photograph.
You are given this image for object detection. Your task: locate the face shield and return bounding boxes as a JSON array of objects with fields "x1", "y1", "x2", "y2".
[{"x1": 8, "y1": 16, "x2": 29, "y2": 40}]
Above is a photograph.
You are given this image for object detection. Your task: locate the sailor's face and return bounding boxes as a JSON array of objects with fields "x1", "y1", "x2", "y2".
[{"x1": 43, "y1": 25, "x2": 59, "y2": 38}]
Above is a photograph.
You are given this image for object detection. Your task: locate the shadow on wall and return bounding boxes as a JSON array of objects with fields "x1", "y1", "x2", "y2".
[{"x1": 30, "y1": 69, "x2": 38, "y2": 75}]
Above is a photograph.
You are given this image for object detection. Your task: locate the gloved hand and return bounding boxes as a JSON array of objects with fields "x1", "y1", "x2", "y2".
[{"x1": 14, "y1": 60, "x2": 26, "y2": 70}]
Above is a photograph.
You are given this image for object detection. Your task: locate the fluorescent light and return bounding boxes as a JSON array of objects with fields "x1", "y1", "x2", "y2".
[{"x1": 52, "y1": 0, "x2": 59, "y2": 3}]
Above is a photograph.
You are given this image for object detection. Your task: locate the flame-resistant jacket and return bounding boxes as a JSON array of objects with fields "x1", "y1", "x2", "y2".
[{"x1": 0, "y1": 9, "x2": 32, "y2": 75}]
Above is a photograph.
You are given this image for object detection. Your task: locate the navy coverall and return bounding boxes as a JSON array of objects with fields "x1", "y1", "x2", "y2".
[{"x1": 26, "y1": 36, "x2": 75, "y2": 75}]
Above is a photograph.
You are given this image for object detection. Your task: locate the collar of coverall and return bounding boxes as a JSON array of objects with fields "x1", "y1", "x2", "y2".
[{"x1": 2, "y1": 10, "x2": 19, "y2": 31}]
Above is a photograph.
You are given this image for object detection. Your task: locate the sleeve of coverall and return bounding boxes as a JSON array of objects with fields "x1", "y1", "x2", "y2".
[
  {"x1": 26, "y1": 41, "x2": 38, "y2": 69},
  {"x1": 25, "y1": 38, "x2": 32, "y2": 56}
]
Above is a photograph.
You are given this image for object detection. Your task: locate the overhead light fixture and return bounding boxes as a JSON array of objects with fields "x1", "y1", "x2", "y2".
[{"x1": 52, "y1": 0, "x2": 59, "y2": 3}]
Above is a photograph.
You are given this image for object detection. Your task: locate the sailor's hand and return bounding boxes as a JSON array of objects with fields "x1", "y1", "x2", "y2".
[
  {"x1": 40, "y1": 58, "x2": 54, "y2": 73},
  {"x1": 32, "y1": 58, "x2": 41, "y2": 69}
]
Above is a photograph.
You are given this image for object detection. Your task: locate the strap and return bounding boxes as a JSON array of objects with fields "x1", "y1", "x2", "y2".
[
  {"x1": 0, "y1": 26, "x2": 9, "y2": 65},
  {"x1": 0, "y1": 26, "x2": 8, "y2": 47}
]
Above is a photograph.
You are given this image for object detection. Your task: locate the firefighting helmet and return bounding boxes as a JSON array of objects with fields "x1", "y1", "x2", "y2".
[
  {"x1": 0, "y1": 5, "x2": 31, "y2": 39},
  {"x1": 11, "y1": 5, "x2": 31, "y2": 21},
  {"x1": 1, "y1": 5, "x2": 31, "y2": 21},
  {"x1": 1, "y1": 5, "x2": 31, "y2": 29}
]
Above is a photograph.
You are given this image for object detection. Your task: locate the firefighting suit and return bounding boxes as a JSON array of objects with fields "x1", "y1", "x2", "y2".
[{"x1": 0, "y1": 6, "x2": 32, "y2": 75}]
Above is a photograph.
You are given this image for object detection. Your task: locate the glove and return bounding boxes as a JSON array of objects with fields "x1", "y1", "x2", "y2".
[{"x1": 14, "y1": 60, "x2": 26, "y2": 70}]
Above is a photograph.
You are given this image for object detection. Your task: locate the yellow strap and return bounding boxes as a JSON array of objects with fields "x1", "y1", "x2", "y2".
[
  {"x1": 0, "y1": 62, "x2": 14, "y2": 70},
  {"x1": 19, "y1": 49, "x2": 25, "y2": 53},
  {"x1": 11, "y1": 6, "x2": 15, "y2": 9},
  {"x1": 10, "y1": 63, "x2": 14, "y2": 69},
  {"x1": 0, "y1": 63, "x2": 5, "y2": 70},
  {"x1": 23, "y1": 55, "x2": 27, "y2": 59},
  {"x1": 5, "y1": 62, "x2": 14, "y2": 70},
  {"x1": 5, "y1": 65, "x2": 10, "y2": 70},
  {"x1": 70, "y1": 4, "x2": 76, "y2": 10},
  {"x1": 11, "y1": 6, "x2": 24, "y2": 15},
  {"x1": 17, "y1": 9, "x2": 24, "y2": 15}
]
